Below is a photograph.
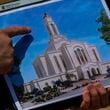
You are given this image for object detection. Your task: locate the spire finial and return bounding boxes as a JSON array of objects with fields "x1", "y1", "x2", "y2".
[
  {"x1": 43, "y1": 13, "x2": 49, "y2": 19},
  {"x1": 43, "y1": 13, "x2": 60, "y2": 39}
]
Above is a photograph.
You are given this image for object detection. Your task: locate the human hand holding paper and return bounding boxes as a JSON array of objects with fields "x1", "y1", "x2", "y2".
[
  {"x1": 0, "y1": 26, "x2": 31, "y2": 74},
  {"x1": 80, "y1": 82, "x2": 110, "y2": 110}
]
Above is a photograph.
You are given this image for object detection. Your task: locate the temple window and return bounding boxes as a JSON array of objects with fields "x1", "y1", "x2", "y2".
[
  {"x1": 81, "y1": 49, "x2": 88, "y2": 62},
  {"x1": 74, "y1": 47, "x2": 88, "y2": 65},
  {"x1": 74, "y1": 50, "x2": 82, "y2": 65},
  {"x1": 92, "y1": 49, "x2": 99, "y2": 61},
  {"x1": 50, "y1": 23, "x2": 58, "y2": 35},
  {"x1": 54, "y1": 56, "x2": 62, "y2": 72},
  {"x1": 97, "y1": 68, "x2": 101, "y2": 75},
  {"x1": 77, "y1": 48, "x2": 85, "y2": 64},
  {"x1": 59, "y1": 55, "x2": 68, "y2": 70},
  {"x1": 37, "y1": 65, "x2": 44, "y2": 78}
]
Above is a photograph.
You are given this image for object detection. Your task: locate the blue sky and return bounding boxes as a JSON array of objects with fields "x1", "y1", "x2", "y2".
[{"x1": 0, "y1": 0, "x2": 110, "y2": 83}]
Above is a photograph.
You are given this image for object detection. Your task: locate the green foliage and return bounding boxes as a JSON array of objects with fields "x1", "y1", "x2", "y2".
[{"x1": 97, "y1": 10, "x2": 110, "y2": 44}]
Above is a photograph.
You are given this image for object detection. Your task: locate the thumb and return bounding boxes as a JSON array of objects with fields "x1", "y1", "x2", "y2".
[{"x1": 0, "y1": 26, "x2": 31, "y2": 37}]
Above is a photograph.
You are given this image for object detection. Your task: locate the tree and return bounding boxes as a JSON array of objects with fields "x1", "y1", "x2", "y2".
[
  {"x1": 43, "y1": 82, "x2": 52, "y2": 92},
  {"x1": 97, "y1": 10, "x2": 110, "y2": 44}
]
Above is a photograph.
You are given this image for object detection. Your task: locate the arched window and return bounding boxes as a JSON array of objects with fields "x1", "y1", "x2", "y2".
[
  {"x1": 51, "y1": 23, "x2": 58, "y2": 35},
  {"x1": 91, "y1": 68, "x2": 97, "y2": 76},
  {"x1": 74, "y1": 48, "x2": 88, "y2": 65},
  {"x1": 37, "y1": 65, "x2": 44, "y2": 78},
  {"x1": 54, "y1": 56, "x2": 62, "y2": 72},
  {"x1": 81, "y1": 49, "x2": 88, "y2": 62},
  {"x1": 87, "y1": 70, "x2": 92, "y2": 78},
  {"x1": 77, "y1": 48, "x2": 85, "y2": 64},
  {"x1": 47, "y1": 23, "x2": 58, "y2": 37},
  {"x1": 92, "y1": 49, "x2": 99, "y2": 61},
  {"x1": 97, "y1": 68, "x2": 101, "y2": 75},
  {"x1": 74, "y1": 50, "x2": 81, "y2": 64},
  {"x1": 59, "y1": 55, "x2": 68, "y2": 70}
]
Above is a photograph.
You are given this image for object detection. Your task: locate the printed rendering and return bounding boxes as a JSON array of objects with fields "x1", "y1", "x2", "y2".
[
  {"x1": 32, "y1": 13, "x2": 110, "y2": 90},
  {"x1": 0, "y1": 0, "x2": 110, "y2": 109},
  {"x1": 22, "y1": 13, "x2": 110, "y2": 108}
]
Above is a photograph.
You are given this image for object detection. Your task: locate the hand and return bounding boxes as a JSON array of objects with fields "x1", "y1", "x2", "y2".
[
  {"x1": 0, "y1": 26, "x2": 31, "y2": 74},
  {"x1": 80, "y1": 82, "x2": 110, "y2": 110}
]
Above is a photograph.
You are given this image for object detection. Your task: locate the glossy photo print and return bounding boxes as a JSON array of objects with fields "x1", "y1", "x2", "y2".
[{"x1": 0, "y1": 0, "x2": 110, "y2": 109}]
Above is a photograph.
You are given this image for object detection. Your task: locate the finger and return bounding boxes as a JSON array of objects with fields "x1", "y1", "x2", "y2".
[
  {"x1": 80, "y1": 88, "x2": 90, "y2": 110},
  {"x1": 107, "y1": 88, "x2": 110, "y2": 103},
  {"x1": 94, "y1": 82, "x2": 108, "y2": 107},
  {"x1": 107, "y1": 88, "x2": 110, "y2": 94},
  {"x1": 87, "y1": 84, "x2": 101, "y2": 109},
  {"x1": 0, "y1": 26, "x2": 31, "y2": 37},
  {"x1": 0, "y1": 60, "x2": 13, "y2": 74}
]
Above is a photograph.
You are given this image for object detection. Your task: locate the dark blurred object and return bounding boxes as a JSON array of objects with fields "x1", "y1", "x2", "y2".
[
  {"x1": 105, "y1": 0, "x2": 110, "y2": 10},
  {"x1": 9, "y1": 35, "x2": 33, "y2": 101},
  {"x1": 31, "y1": 95, "x2": 82, "y2": 110},
  {"x1": 104, "y1": 66, "x2": 110, "y2": 78},
  {"x1": 14, "y1": 34, "x2": 33, "y2": 62},
  {"x1": 0, "y1": 76, "x2": 17, "y2": 110}
]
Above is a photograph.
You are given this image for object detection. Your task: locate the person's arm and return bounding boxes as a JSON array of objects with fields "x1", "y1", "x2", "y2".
[{"x1": 0, "y1": 26, "x2": 31, "y2": 74}]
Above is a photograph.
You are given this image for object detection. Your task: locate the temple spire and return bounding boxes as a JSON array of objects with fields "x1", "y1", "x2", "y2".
[{"x1": 44, "y1": 13, "x2": 60, "y2": 39}]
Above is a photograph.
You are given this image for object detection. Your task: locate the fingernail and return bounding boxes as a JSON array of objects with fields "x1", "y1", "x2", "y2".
[{"x1": 28, "y1": 27, "x2": 32, "y2": 31}]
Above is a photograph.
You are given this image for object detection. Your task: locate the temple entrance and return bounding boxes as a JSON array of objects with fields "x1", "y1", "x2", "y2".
[
  {"x1": 97, "y1": 68, "x2": 101, "y2": 75},
  {"x1": 91, "y1": 68, "x2": 97, "y2": 76},
  {"x1": 87, "y1": 70, "x2": 92, "y2": 78}
]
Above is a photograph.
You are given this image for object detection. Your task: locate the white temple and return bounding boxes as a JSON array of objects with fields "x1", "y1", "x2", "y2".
[{"x1": 24, "y1": 14, "x2": 110, "y2": 92}]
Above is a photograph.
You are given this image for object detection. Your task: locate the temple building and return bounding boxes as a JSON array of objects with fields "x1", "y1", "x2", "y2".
[{"x1": 25, "y1": 13, "x2": 110, "y2": 92}]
